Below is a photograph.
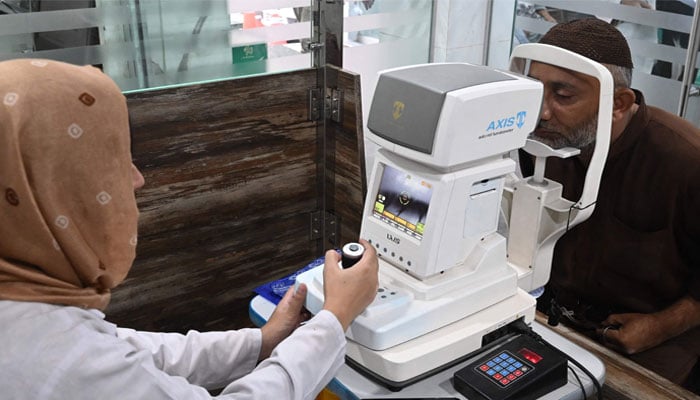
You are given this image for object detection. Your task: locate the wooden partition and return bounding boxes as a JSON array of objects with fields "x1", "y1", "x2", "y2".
[
  {"x1": 105, "y1": 67, "x2": 365, "y2": 333},
  {"x1": 324, "y1": 65, "x2": 367, "y2": 249}
]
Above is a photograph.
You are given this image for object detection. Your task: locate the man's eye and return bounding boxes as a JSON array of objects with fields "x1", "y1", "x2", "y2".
[{"x1": 554, "y1": 92, "x2": 575, "y2": 102}]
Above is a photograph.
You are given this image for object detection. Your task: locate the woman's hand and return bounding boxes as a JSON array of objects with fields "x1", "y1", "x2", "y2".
[
  {"x1": 259, "y1": 284, "x2": 311, "y2": 361},
  {"x1": 322, "y1": 239, "x2": 379, "y2": 331}
]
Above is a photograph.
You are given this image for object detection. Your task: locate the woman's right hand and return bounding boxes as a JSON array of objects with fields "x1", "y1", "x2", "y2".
[{"x1": 321, "y1": 239, "x2": 379, "y2": 331}]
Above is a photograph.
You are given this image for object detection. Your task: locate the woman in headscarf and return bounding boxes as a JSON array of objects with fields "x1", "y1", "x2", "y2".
[{"x1": 0, "y1": 59, "x2": 378, "y2": 400}]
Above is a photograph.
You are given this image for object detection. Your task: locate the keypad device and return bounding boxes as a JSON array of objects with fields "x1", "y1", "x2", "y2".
[
  {"x1": 476, "y1": 351, "x2": 532, "y2": 387},
  {"x1": 453, "y1": 333, "x2": 567, "y2": 400}
]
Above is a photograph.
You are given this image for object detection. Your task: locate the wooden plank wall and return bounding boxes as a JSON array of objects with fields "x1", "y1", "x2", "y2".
[
  {"x1": 105, "y1": 69, "x2": 323, "y2": 333},
  {"x1": 324, "y1": 66, "x2": 367, "y2": 248}
]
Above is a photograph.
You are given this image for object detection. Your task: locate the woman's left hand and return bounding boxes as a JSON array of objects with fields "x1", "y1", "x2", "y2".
[{"x1": 259, "y1": 284, "x2": 311, "y2": 360}]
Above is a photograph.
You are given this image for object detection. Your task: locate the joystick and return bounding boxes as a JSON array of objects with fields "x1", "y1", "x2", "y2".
[{"x1": 341, "y1": 242, "x2": 365, "y2": 269}]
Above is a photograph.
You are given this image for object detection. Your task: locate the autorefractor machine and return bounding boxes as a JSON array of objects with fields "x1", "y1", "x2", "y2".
[{"x1": 295, "y1": 43, "x2": 613, "y2": 390}]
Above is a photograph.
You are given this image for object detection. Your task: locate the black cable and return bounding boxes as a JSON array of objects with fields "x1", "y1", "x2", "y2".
[
  {"x1": 547, "y1": 297, "x2": 562, "y2": 326},
  {"x1": 560, "y1": 348, "x2": 603, "y2": 400},
  {"x1": 510, "y1": 319, "x2": 603, "y2": 400},
  {"x1": 568, "y1": 364, "x2": 587, "y2": 400}
]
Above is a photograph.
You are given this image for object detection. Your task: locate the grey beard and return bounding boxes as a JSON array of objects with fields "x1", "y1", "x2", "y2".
[{"x1": 532, "y1": 114, "x2": 598, "y2": 149}]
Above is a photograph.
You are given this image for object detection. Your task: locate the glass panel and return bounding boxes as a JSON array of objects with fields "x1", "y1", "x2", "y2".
[
  {"x1": 119, "y1": 0, "x2": 231, "y2": 90},
  {"x1": 343, "y1": 0, "x2": 432, "y2": 123},
  {"x1": 509, "y1": 0, "x2": 694, "y2": 116},
  {"x1": 227, "y1": 0, "x2": 313, "y2": 83},
  {"x1": 676, "y1": 3, "x2": 700, "y2": 126},
  {"x1": 341, "y1": 0, "x2": 433, "y2": 180},
  {"x1": 0, "y1": 0, "x2": 313, "y2": 91},
  {"x1": 0, "y1": 1, "x2": 130, "y2": 67}
]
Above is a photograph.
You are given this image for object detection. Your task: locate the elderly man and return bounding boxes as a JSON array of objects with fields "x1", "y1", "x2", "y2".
[{"x1": 519, "y1": 19, "x2": 700, "y2": 392}]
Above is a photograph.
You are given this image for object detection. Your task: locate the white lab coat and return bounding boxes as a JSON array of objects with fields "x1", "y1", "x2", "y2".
[{"x1": 0, "y1": 300, "x2": 345, "y2": 400}]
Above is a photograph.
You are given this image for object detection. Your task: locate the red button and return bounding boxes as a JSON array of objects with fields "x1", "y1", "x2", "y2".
[
  {"x1": 494, "y1": 373, "x2": 503, "y2": 380},
  {"x1": 507, "y1": 374, "x2": 516, "y2": 380},
  {"x1": 479, "y1": 365, "x2": 489, "y2": 371},
  {"x1": 500, "y1": 378, "x2": 510, "y2": 385},
  {"x1": 514, "y1": 370, "x2": 523, "y2": 376}
]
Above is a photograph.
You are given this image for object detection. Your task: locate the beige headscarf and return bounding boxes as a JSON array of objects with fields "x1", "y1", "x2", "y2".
[{"x1": 0, "y1": 59, "x2": 138, "y2": 310}]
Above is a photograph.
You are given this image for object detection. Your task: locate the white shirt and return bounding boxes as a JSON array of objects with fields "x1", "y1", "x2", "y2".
[{"x1": 0, "y1": 300, "x2": 345, "y2": 400}]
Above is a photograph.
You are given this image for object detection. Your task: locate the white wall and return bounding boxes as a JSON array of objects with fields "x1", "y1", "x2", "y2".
[{"x1": 432, "y1": 0, "x2": 491, "y2": 64}]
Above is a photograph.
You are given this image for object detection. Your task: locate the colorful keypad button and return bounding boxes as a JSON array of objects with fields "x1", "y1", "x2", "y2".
[{"x1": 475, "y1": 351, "x2": 533, "y2": 387}]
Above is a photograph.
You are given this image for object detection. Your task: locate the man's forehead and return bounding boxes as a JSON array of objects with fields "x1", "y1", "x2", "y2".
[{"x1": 529, "y1": 61, "x2": 598, "y2": 87}]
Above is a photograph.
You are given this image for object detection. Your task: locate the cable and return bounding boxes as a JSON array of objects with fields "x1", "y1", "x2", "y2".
[
  {"x1": 547, "y1": 297, "x2": 562, "y2": 326},
  {"x1": 568, "y1": 364, "x2": 587, "y2": 400},
  {"x1": 510, "y1": 319, "x2": 603, "y2": 400}
]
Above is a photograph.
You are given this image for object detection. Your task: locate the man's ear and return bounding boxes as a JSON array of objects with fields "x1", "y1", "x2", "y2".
[{"x1": 612, "y1": 87, "x2": 636, "y2": 123}]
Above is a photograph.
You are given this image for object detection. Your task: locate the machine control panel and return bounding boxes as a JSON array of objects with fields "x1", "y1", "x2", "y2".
[
  {"x1": 476, "y1": 349, "x2": 534, "y2": 387},
  {"x1": 453, "y1": 334, "x2": 567, "y2": 400}
]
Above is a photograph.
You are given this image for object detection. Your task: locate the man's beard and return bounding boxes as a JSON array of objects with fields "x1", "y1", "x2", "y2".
[{"x1": 531, "y1": 113, "x2": 598, "y2": 149}]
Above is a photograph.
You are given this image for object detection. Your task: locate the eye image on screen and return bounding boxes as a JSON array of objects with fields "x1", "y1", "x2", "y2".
[{"x1": 373, "y1": 164, "x2": 432, "y2": 240}]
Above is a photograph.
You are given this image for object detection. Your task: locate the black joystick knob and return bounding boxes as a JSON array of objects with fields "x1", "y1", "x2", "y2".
[{"x1": 341, "y1": 242, "x2": 365, "y2": 269}]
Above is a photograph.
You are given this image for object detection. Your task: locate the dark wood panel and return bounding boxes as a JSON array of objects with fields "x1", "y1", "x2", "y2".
[
  {"x1": 325, "y1": 66, "x2": 366, "y2": 248},
  {"x1": 106, "y1": 69, "x2": 322, "y2": 333}
]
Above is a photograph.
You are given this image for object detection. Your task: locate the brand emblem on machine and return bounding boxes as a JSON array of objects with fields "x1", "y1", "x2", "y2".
[
  {"x1": 393, "y1": 101, "x2": 405, "y2": 120},
  {"x1": 515, "y1": 111, "x2": 526, "y2": 128},
  {"x1": 387, "y1": 233, "x2": 401, "y2": 244},
  {"x1": 486, "y1": 111, "x2": 527, "y2": 132}
]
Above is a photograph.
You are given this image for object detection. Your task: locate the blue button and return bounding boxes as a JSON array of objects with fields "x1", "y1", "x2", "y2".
[
  {"x1": 514, "y1": 362, "x2": 523, "y2": 368},
  {"x1": 487, "y1": 369, "x2": 496, "y2": 376},
  {"x1": 507, "y1": 366, "x2": 516, "y2": 372},
  {"x1": 507, "y1": 357, "x2": 516, "y2": 363},
  {"x1": 499, "y1": 353, "x2": 509, "y2": 360},
  {"x1": 487, "y1": 361, "x2": 496, "y2": 367},
  {"x1": 493, "y1": 366, "x2": 503, "y2": 372}
]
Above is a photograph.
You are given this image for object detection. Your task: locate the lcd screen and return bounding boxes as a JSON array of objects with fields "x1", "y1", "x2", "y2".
[{"x1": 372, "y1": 164, "x2": 432, "y2": 240}]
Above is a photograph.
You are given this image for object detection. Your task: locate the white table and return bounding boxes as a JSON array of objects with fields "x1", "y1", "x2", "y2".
[{"x1": 250, "y1": 295, "x2": 605, "y2": 400}]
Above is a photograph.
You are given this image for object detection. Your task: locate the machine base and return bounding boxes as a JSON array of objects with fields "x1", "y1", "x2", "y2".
[
  {"x1": 295, "y1": 255, "x2": 519, "y2": 351},
  {"x1": 344, "y1": 289, "x2": 536, "y2": 388}
]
